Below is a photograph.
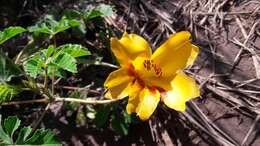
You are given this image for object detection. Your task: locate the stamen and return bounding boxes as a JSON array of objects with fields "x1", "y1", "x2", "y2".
[
  {"x1": 143, "y1": 59, "x2": 162, "y2": 77},
  {"x1": 143, "y1": 60, "x2": 152, "y2": 71}
]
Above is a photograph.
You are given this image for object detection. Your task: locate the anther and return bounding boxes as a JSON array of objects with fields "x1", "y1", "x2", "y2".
[{"x1": 143, "y1": 59, "x2": 162, "y2": 77}]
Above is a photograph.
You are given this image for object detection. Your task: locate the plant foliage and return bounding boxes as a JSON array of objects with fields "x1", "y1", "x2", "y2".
[
  {"x1": 0, "y1": 116, "x2": 61, "y2": 145},
  {"x1": 24, "y1": 44, "x2": 90, "y2": 78},
  {"x1": 0, "y1": 26, "x2": 27, "y2": 45},
  {"x1": 0, "y1": 83, "x2": 21, "y2": 104},
  {"x1": 28, "y1": 15, "x2": 80, "y2": 37},
  {"x1": 84, "y1": 4, "x2": 114, "y2": 20},
  {"x1": 0, "y1": 53, "x2": 21, "y2": 83}
]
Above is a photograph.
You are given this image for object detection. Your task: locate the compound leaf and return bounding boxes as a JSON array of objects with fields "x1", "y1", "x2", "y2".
[
  {"x1": 0, "y1": 53, "x2": 21, "y2": 83},
  {"x1": 57, "y1": 44, "x2": 90, "y2": 57},
  {"x1": 52, "y1": 53, "x2": 77, "y2": 73},
  {"x1": 25, "y1": 129, "x2": 60, "y2": 145},
  {"x1": 0, "y1": 26, "x2": 27, "y2": 45},
  {"x1": 15, "y1": 126, "x2": 32, "y2": 144},
  {"x1": 23, "y1": 54, "x2": 44, "y2": 78},
  {"x1": 84, "y1": 4, "x2": 114, "y2": 20},
  {"x1": 0, "y1": 116, "x2": 61, "y2": 145},
  {"x1": 3, "y1": 116, "x2": 21, "y2": 140},
  {"x1": 29, "y1": 15, "x2": 80, "y2": 36},
  {"x1": 0, "y1": 83, "x2": 22, "y2": 103}
]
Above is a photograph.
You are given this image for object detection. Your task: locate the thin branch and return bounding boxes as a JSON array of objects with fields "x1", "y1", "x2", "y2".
[
  {"x1": 95, "y1": 61, "x2": 119, "y2": 69},
  {"x1": 1, "y1": 96, "x2": 122, "y2": 106},
  {"x1": 31, "y1": 103, "x2": 50, "y2": 133},
  {"x1": 1, "y1": 98, "x2": 49, "y2": 106},
  {"x1": 59, "y1": 86, "x2": 100, "y2": 94},
  {"x1": 55, "y1": 97, "x2": 121, "y2": 104},
  {"x1": 192, "y1": 10, "x2": 260, "y2": 16}
]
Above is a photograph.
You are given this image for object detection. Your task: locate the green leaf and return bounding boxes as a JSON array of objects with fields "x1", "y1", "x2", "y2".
[
  {"x1": 53, "y1": 17, "x2": 80, "y2": 35},
  {"x1": 25, "y1": 129, "x2": 60, "y2": 145},
  {"x1": 74, "y1": 21, "x2": 87, "y2": 35},
  {"x1": 123, "y1": 111, "x2": 132, "y2": 124},
  {"x1": 111, "y1": 115, "x2": 129, "y2": 135},
  {"x1": 84, "y1": 4, "x2": 114, "y2": 20},
  {"x1": 0, "y1": 53, "x2": 21, "y2": 83},
  {"x1": 0, "y1": 26, "x2": 27, "y2": 45},
  {"x1": 0, "y1": 127, "x2": 11, "y2": 144},
  {"x1": 28, "y1": 23, "x2": 52, "y2": 35},
  {"x1": 94, "y1": 105, "x2": 110, "y2": 128},
  {"x1": 3, "y1": 116, "x2": 21, "y2": 140},
  {"x1": 45, "y1": 45, "x2": 55, "y2": 59},
  {"x1": 41, "y1": 130, "x2": 60, "y2": 145},
  {"x1": 63, "y1": 10, "x2": 87, "y2": 35},
  {"x1": 96, "y1": 4, "x2": 114, "y2": 17},
  {"x1": 0, "y1": 83, "x2": 22, "y2": 103},
  {"x1": 40, "y1": 46, "x2": 55, "y2": 65},
  {"x1": 57, "y1": 44, "x2": 91, "y2": 57},
  {"x1": 52, "y1": 53, "x2": 77, "y2": 73},
  {"x1": 0, "y1": 116, "x2": 12, "y2": 144},
  {"x1": 28, "y1": 15, "x2": 80, "y2": 36},
  {"x1": 23, "y1": 43, "x2": 88, "y2": 78},
  {"x1": 0, "y1": 116, "x2": 61, "y2": 145},
  {"x1": 47, "y1": 64, "x2": 66, "y2": 77},
  {"x1": 23, "y1": 54, "x2": 44, "y2": 78},
  {"x1": 15, "y1": 126, "x2": 32, "y2": 144},
  {"x1": 64, "y1": 9, "x2": 82, "y2": 19},
  {"x1": 84, "y1": 10, "x2": 103, "y2": 20}
]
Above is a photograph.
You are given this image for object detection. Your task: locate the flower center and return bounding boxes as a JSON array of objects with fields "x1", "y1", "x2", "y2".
[
  {"x1": 143, "y1": 59, "x2": 162, "y2": 77},
  {"x1": 126, "y1": 60, "x2": 166, "y2": 97},
  {"x1": 126, "y1": 58, "x2": 164, "y2": 91}
]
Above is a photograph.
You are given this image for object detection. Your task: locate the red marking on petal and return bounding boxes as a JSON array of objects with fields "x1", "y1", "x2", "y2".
[{"x1": 127, "y1": 63, "x2": 145, "y2": 87}]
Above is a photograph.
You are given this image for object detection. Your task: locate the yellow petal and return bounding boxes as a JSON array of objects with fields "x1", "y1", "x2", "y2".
[
  {"x1": 104, "y1": 68, "x2": 132, "y2": 88},
  {"x1": 126, "y1": 81, "x2": 143, "y2": 114},
  {"x1": 126, "y1": 95, "x2": 139, "y2": 114},
  {"x1": 136, "y1": 88, "x2": 160, "y2": 120},
  {"x1": 104, "y1": 68, "x2": 133, "y2": 99},
  {"x1": 163, "y1": 72, "x2": 200, "y2": 111},
  {"x1": 151, "y1": 31, "x2": 195, "y2": 76},
  {"x1": 186, "y1": 44, "x2": 199, "y2": 67},
  {"x1": 105, "y1": 82, "x2": 130, "y2": 99},
  {"x1": 145, "y1": 76, "x2": 174, "y2": 91},
  {"x1": 110, "y1": 32, "x2": 152, "y2": 66}
]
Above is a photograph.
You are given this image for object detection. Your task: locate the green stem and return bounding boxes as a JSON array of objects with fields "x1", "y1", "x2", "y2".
[
  {"x1": 51, "y1": 35, "x2": 56, "y2": 95},
  {"x1": 43, "y1": 68, "x2": 48, "y2": 89}
]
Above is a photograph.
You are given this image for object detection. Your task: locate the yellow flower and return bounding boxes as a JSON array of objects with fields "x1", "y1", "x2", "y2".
[{"x1": 104, "y1": 31, "x2": 200, "y2": 120}]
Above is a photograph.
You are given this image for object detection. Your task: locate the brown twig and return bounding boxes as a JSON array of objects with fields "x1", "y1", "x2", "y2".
[
  {"x1": 241, "y1": 115, "x2": 260, "y2": 146},
  {"x1": 192, "y1": 10, "x2": 260, "y2": 16},
  {"x1": 31, "y1": 103, "x2": 50, "y2": 133},
  {"x1": 1, "y1": 98, "x2": 48, "y2": 106}
]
